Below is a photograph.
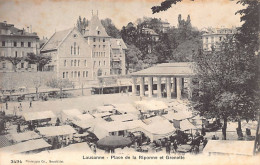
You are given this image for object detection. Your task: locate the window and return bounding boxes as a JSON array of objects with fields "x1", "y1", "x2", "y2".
[
  {"x1": 14, "y1": 41, "x2": 17, "y2": 47},
  {"x1": 86, "y1": 71, "x2": 88, "y2": 77},
  {"x1": 99, "y1": 45, "x2": 100, "y2": 48},
  {"x1": 78, "y1": 60, "x2": 80, "y2": 66},
  {"x1": 22, "y1": 51, "x2": 24, "y2": 57},
  {"x1": 28, "y1": 42, "x2": 31, "y2": 47},
  {"x1": 83, "y1": 71, "x2": 85, "y2": 77},
  {"x1": 2, "y1": 62, "x2": 6, "y2": 68},
  {"x1": 97, "y1": 31, "x2": 100, "y2": 35},
  {"x1": 99, "y1": 61, "x2": 101, "y2": 66},
  {"x1": 66, "y1": 72, "x2": 68, "y2": 78},
  {"x1": 71, "y1": 71, "x2": 73, "y2": 78},
  {"x1": 74, "y1": 60, "x2": 77, "y2": 66},
  {"x1": 78, "y1": 71, "x2": 80, "y2": 77},
  {"x1": 84, "y1": 60, "x2": 87, "y2": 66},
  {"x1": 93, "y1": 45, "x2": 96, "y2": 48},
  {"x1": 103, "y1": 45, "x2": 105, "y2": 49},
  {"x1": 74, "y1": 42, "x2": 76, "y2": 55},
  {"x1": 21, "y1": 42, "x2": 24, "y2": 47},
  {"x1": 103, "y1": 39, "x2": 105, "y2": 42},
  {"x1": 74, "y1": 71, "x2": 77, "y2": 78},
  {"x1": 71, "y1": 60, "x2": 73, "y2": 66},
  {"x1": 15, "y1": 51, "x2": 18, "y2": 57},
  {"x1": 78, "y1": 46, "x2": 80, "y2": 55},
  {"x1": 71, "y1": 46, "x2": 73, "y2": 55},
  {"x1": 219, "y1": 37, "x2": 222, "y2": 41},
  {"x1": 104, "y1": 61, "x2": 106, "y2": 66},
  {"x1": 93, "y1": 38, "x2": 96, "y2": 42},
  {"x1": 94, "y1": 61, "x2": 96, "y2": 67},
  {"x1": 63, "y1": 72, "x2": 65, "y2": 78},
  {"x1": 64, "y1": 60, "x2": 66, "y2": 67},
  {"x1": 21, "y1": 63, "x2": 24, "y2": 68}
]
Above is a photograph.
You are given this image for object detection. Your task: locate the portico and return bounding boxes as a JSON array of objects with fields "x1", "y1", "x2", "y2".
[{"x1": 131, "y1": 63, "x2": 195, "y2": 100}]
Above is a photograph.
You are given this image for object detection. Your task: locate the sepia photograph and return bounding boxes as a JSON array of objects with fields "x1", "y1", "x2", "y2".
[{"x1": 0, "y1": 0, "x2": 259, "y2": 165}]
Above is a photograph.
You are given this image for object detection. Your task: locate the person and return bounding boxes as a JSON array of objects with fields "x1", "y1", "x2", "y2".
[
  {"x1": 195, "y1": 130, "x2": 200, "y2": 137},
  {"x1": 18, "y1": 103, "x2": 23, "y2": 112},
  {"x1": 13, "y1": 106, "x2": 17, "y2": 116},
  {"x1": 212, "y1": 135, "x2": 217, "y2": 140},
  {"x1": 17, "y1": 123, "x2": 21, "y2": 133},
  {"x1": 173, "y1": 140, "x2": 178, "y2": 153},
  {"x1": 29, "y1": 100, "x2": 32, "y2": 108},
  {"x1": 5, "y1": 102, "x2": 8, "y2": 110},
  {"x1": 203, "y1": 138, "x2": 208, "y2": 148},
  {"x1": 165, "y1": 141, "x2": 170, "y2": 154},
  {"x1": 201, "y1": 126, "x2": 206, "y2": 136}
]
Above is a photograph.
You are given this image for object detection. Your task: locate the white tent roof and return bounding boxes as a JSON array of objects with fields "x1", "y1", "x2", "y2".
[
  {"x1": 92, "y1": 112, "x2": 112, "y2": 118},
  {"x1": 0, "y1": 139, "x2": 51, "y2": 155},
  {"x1": 111, "y1": 103, "x2": 139, "y2": 114},
  {"x1": 62, "y1": 109, "x2": 82, "y2": 117},
  {"x1": 10, "y1": 131, "x2": 41, "y2": 143},
  {"x1": 95, "y1": 106, "x2": 115, "y2": 113},
  {"x1": 180, "y1": 119, "x2": 197, "y2": 131},
  {"x1": 110, "y1": 114, "x2": 138, "y2": 122},
  {"x1": 163, "y1": 110, "x2": 193, "y2": 121},
  {"x1": 74, "y1": 114, "x2": 94, "y2": 121},
  {"x1": 203, "y1": 140, "x2": 255, "y2": 156},
  {"x1": 142, "y1": 116, "x2": 165, "y2": 125},
  {"x1": 135, "y1": 100, "x2": 168, "y2": 111},
  {"x1": 123, "y1": 120, "x2": 146, "y2": 130},
  {"x1": 23, "y1": 111, "x2": 56, "y2": 121},
  {"x1": 37, "y1": 125, "x2": 76, "y2": 137}
]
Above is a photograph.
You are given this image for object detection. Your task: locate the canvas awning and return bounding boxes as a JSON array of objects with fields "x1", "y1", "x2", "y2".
[
  {"x1": 92, "y1": 112, "x2": 112, "y2": 118},
  {"x1": 135, "y1": 100, "x2": 168, "y2": 111},
  {"x1": 203, "y1": 140, "x2": 255, "y2": 156},
  {"x1": 163, "y1": 111, "x2": 193, "y2": 121},
  {"x1": 111, "y1": 103, "x2": 139, "y2": 114},
  {"x1": 110, "y1": 114, "x2": 138, "y2": 122},
  {"x1": 95, "y1": 106, "x2": 115, "y2": 113},
  {"x1": 23, "y1": 111, "x2": 56, "y2": 121},
  {"x1": 180, "y1": 119, "x2": 197, "y2": 131},
  {"x1": 36, "y1": 125, "x2": 76, "y2": 137},
  {"x1": 0, "y1": 139, "x2": 51, "y2": 155},
  {"x1": 74, "y1": 114, "x2": 94, "y2": 121},
  {"x1": 62, "y1": 109, "x2": 82, "y2": 117},
  {"x1": 10, "y1": 131, "x2": 41, "y2": 143}
]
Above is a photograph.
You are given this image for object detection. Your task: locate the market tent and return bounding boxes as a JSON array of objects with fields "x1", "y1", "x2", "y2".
[
  {"x1": 22, "y1": 111, "x2": 56, "y2": 121},
  {"x1": 61, "y1": 109, "x2": 82, "y2": 122},
  {"x1": 9, "y1": 131, "x2": 41, "y2": 143},
  {"x1": 36, "y1": 125, "x2": 76, "y2": 137},
  {"x1": 111, "y1": 103, "x2": 139, "y2": 114},
  {"x1": 203, "y1": 140, "x2": 255, "y2": 156},
  {"x1": 180, "y1": 119, "x2": 197, "y2": 131},
  {"x1": 142, "y1": 116, "x2": 165, "y2": 125},
  {"x1": 0, "y1": 139, "x2": 51, "y2": 155},
  {"x1": 163, "y1": 110, "x2": 193, "y2": 121},
  {"x1": 71, "y1": 120, "x2": 93, "y2": 129},
  {"x1": 95, "y1": 106, "x2": 115, "y2": 113},
  {"x1": 123, "y1": 120, "x2": 146, "y2": 131},
  {"x1": 97, "y1": 136, "x2": 132, "y2": 149},
  {"x1": 92, "y1": 112, "x2": 112, "y2": 118},
  {"x1": 74, "y1": 114, "x2": 94, "y2": 121},
  {"x1": 110, "y1": 114, "x2": 138, "y2": 122},
  {"x1": 93, "y1": 121, "x2": 128, "y2": 139},
  {"x1": 135, "y1": 100, "x2": 168, "y2": 112}
]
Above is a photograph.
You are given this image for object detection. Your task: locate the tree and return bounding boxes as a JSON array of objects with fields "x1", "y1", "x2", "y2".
[
  {"x1": 77, "y1": 16, "x2": 88, "y2": 34},
  {"x1": 192, "y1": 38, "x2": 259, "y2": 140},
  {"x1": 25, "y1": 53, "x2": 51, "y2": 71},
  {"x1": 3, "y1": 56, "x2": 23, "y2": 72},
  {"x1": 46, "y1": 78, "x2": 74, "y2": 99},
  {"x1": 125, "y1": 44, "x2": 143, "y2": 73},
  {"x1": 101, "y1": 18, "x2": 121, "y2": 38}
]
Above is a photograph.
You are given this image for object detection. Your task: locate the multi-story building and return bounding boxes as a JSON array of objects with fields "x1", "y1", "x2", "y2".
[
  {"x1": 40, "y1": 14, "x2": 127, "y2": 84},
  {"x1": 0, "y1": 21, "x2": 39, "y2": 72},
  {"x1": 202, "y1": 27, "x2": 237, "y2": 51}
]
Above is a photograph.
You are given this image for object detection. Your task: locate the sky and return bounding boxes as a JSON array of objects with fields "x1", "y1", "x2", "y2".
[{"x1": 0, "y1": 0, "x2": 245, "y2": 39}]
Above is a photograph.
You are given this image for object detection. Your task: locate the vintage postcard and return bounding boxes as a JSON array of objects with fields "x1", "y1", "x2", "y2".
[{"x1": 0, "y1": 0, "x2": 259, "y2": 165}]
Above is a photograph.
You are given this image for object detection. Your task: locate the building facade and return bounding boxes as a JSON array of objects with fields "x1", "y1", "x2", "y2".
[
  {"x1": 202, "y1": 27, "x2": 237, "y2": 51},
  {"x1": 0, "y1": 21, "x2": 39, "y2": 72},
  {"x1": 41, "y1": 14, "x2": 127, "y2": 84}
]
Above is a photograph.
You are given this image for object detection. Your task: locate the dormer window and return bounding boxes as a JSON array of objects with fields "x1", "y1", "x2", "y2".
[{"x1": 97, "y1": 31, "x2": 100, "y2": 35}]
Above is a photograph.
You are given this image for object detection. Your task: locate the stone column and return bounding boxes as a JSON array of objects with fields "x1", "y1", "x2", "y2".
[
  {"x1": 148, "y1": 77, "x2": 153, "y2": 98},
  {"x1": 140, "y1": 77, "x2": 145, "y2": 97},
  {"x1": 157, "y1": 77, "x2": 162, "y2": 98},
  {"x1": 172, "y1": 77, "x2": 176, "y2": 94},
  {"x1": 166, "y1": 77, "x2": 171, "y2": 99},
  {"x1": 132, "y1": 77, "x2": 137, "y2": 96},
  {"x1": 187, "y1": 78, "x2": 193, "y2": 99},
  {"x1": 176, "y1": 77, "x2": 182, "y2": 100}
]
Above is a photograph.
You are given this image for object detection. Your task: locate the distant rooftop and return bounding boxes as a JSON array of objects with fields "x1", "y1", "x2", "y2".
[
  {"x1": 202, "y1": 27, "x2": 237, "y2": 36},
  {"x1": 84, "y1": 14, "x2": 109, "y2": 38},
  {"x1": 131, "y1": 62, "x2": 196, "y2": 77},
  {"x1": 110, "y1": 38, "x2": 127, "y2": 49}
]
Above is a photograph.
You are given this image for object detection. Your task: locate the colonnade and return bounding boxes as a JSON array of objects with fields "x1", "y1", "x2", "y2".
[{"x1": 132, "y1": 76, "x2": 192, "y2": 100}]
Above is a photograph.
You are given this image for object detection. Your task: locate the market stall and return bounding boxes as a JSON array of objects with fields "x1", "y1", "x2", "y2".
[
  {"x1": 22, "y1": 111, "x2": 56, "y2": 129},
  {"x1": 61, "y1": 109, "x2": 82, "y2": 123},
  {"x1": 111, "y1": 103, "x2": 139, "y2": 115},
  {"x1": 8, "y1": 131, "x2": 41, "y2": 143},
  {"x1": 110, "y1": 114, "x2": 138, "y2": 122}
]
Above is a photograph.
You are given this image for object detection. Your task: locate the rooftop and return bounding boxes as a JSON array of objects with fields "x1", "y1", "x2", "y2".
[
  {"x1": 131, "y1": 62, "x2": 196, "y2": 77},
  {"x1": 110, "y1": 38, "x2": 127, "y2": 49},
  {"x1": 84, "y1": 14, "x2": 109, "y2": 37}
]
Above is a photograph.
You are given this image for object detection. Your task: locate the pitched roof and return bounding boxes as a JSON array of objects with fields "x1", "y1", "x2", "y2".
[
  {"x1": 110, "y1": 38, "x2": 127, "y2": 49},
  {"x1": 131, "y1": 62, "x2": 196, "y2": 77},
  {"x1": 41, "y1": 28, "x2": 74, "y2": 52},
  {"x1": 84, "y1": 15, "x2": 109, "y2": 37}
]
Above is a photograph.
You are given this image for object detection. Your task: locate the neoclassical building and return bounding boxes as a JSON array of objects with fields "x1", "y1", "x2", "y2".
[
  {"x1": 0, "y1": 21, "x2": 39, "y2": 72},
  {"x1": 40, "y1": 14, "x2": 127, "y2": 84}
]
